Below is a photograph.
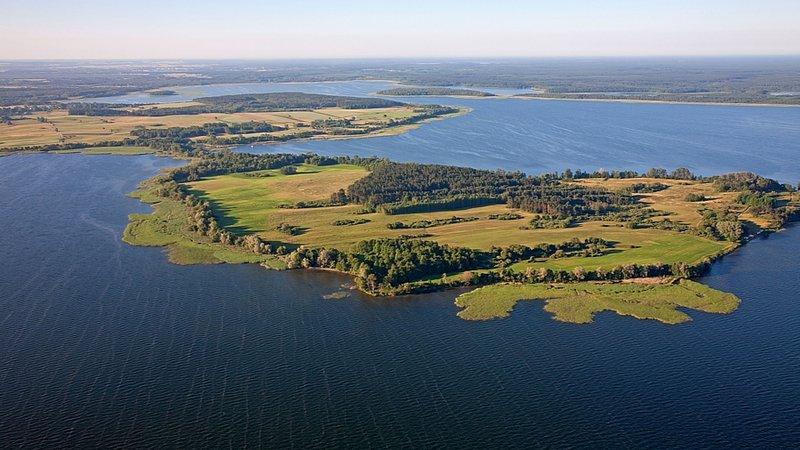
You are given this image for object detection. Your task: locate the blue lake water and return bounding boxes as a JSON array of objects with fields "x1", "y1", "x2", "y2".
[
  {"x1": 92, "y1": 79, "x2": 800, "y2": 182},
  {"x1": 2, "y1": 82, "x2": 800, "y2": 447},
  {"x1": 242, "y1": 87, "x2": 800, "y2": 182}
]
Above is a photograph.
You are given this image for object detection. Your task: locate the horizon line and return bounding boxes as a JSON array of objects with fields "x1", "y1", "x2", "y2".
[{"x1": 2, "y1": 54, "x2": 800, "y2": 62}]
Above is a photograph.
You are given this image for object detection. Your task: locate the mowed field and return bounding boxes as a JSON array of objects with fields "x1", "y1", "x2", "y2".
[
  {"x1": 187, "y1": 164, "x2": 733, "y2": 271},
  {"x1": 0, "y1": 106, "x2": 426, "y2": 149}
]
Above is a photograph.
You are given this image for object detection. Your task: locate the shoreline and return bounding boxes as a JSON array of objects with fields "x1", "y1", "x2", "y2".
[
  {"x1": 78, "y1": 78, "x2": 799, "y2": 108},
  {"x1": 223, "y1": 107, "x2": 471, "y2": 150},
  {"x1": 514, "y1": 95, "x2": 800, "y2": 108}
]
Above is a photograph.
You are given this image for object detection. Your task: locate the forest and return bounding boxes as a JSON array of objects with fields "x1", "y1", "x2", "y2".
[
  {"x1": 130, "y1": 121, "x2": 284, "y2": 140},
  {"x1": 66, "y1": 93, "x2": 404, "y2": 116},
  {"x1": 345, "y1": 162, "x2": 636, "y2": 220},
  {"x1": 377, "y1": 87, "x2": 495, "y2": 97}
]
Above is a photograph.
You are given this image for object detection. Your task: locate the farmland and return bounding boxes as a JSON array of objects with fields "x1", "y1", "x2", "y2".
[{"x1": 0, "y1": 105, "x2": 456, "y2": 150}]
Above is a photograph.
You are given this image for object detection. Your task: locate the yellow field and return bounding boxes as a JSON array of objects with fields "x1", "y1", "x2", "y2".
[
  {"x1": 572, "y1": 178, "x2": 732, "y2": 224},
  {"x1": 572, "y1": 177, "x2": 790, "y2": 228},
  {"x1": 0, "y1": 106, "x2": 430, "y2": 149}
]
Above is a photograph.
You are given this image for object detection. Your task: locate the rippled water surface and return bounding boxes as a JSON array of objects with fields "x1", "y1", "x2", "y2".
[{"x1": 2, "y1": 82, "x2": 800, "y2": 447}]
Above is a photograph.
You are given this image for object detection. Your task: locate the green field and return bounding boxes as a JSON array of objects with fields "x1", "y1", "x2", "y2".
[
  {"x1": 454, "y1": 280, "x2": 740, "y2": 324},
  {"x1": 187, "y1": 165, "x2": 731, "y2": 273},
  {"x1": 510, "y1": 232, "x2": 731, "y2": 272},
  {"x1": 186, "y1": 164, "x2": 370, "y2": 235},
  {"x1": 123, "y1": 188, "x2": 285, "y2": 267}
]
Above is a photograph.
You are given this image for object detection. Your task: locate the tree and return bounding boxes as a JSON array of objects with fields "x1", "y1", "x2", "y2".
[
  {"x1": 645, "y1": 167, "x2": 668, "y2": 178},
  {"x1": 671, "y1": 167, "x2": 694, "y2": 180}
]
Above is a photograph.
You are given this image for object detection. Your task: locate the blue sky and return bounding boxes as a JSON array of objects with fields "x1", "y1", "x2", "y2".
[{"x1": 2, "y1": 0, "x2": 799, "y2": 58}]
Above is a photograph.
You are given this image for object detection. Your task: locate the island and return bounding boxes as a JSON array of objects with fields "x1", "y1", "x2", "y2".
[
  {"x1": 119, "y1": 145, "x2": 799, "y2": 325},
  {"x1": 377, "y1": 87, "x2": 496, "y2": 97},
  {"x1": 147, "y1": 89, "x2": 178, "y2": 96},
  {"x1": 0, "y1": 92, "x2": 464, "y2": 153}
]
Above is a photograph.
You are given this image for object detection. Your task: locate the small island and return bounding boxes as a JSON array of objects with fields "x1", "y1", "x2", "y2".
[
  {"x1": 377, "y1": 87, "x2": 496, "y2": 97},
  {"x1": 147, "y1": 89, "x2": 179, "y2": 96},
  {"x1": 120, "y1": 145, "x2": 799, "y2": 325}
]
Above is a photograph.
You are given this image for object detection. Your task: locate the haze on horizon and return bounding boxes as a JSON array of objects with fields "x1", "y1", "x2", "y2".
[{"x1": 2, "y1": 0, "x2": 800, "y2": 60}]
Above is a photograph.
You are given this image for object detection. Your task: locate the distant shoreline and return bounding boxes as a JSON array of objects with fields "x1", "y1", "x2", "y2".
[{"x1": 514, "y1": 95, "x2": 800, "y2": 108}]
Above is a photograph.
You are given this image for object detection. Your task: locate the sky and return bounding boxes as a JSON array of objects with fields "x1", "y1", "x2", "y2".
[{"x1": 2, "y1": 0, "x2": 799, "y2": 59}]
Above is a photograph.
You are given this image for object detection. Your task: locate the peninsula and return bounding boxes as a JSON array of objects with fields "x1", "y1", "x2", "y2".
[
  {"x1": 120, "y1": 145, "x2": 799, "y2": 324},
  {"x1": 0, "y1": 92, "x2": 463, "y2": 152}
]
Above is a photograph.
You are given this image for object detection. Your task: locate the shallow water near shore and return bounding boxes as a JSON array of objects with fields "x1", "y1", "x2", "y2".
[{"x1": 2, "y1": 81, "x2": 800, "y2": 446}]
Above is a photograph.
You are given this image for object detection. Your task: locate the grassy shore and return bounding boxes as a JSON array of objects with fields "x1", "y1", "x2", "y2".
[
  {"x1": 454, "y1": 279, "x2": 740, "y2": 324},
  {"x1": 123, "y1": 188, "x2": 286, "y2": 268}
]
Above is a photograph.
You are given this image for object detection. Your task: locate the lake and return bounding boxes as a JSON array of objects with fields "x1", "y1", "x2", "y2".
[
  {"x1": 2, "y1": 83, "x2": 799, "y2": 447},
  {"x1": 93, "y1": 80, "x2": 800, "y2": 182}
]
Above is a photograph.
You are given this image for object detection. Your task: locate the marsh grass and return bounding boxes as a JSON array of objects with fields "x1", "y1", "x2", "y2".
[{"x1": 454, "y1": 280, "x2": 740, "y2": 324}]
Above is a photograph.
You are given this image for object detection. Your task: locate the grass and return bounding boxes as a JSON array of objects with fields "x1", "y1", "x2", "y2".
[
  {"x1": 454, "y1": 279, "x2": 740, "y2": 324},
  {"x1": 186, "y1": 164, "x2": 370, "y2": 235},
  {"x1": 122, "y1": 189, "x2": 285, "y2": 268},
  {"x1": 510, "y1": 232, "x2": 731, "y2": 272},
  {"x1": 0, "y1": 106, "x2": 446, "y2": 149},
  {"x1": 186, "y1": 166, "x2": 736, "y2": 275},
  {"x1": 571, "y1": 178, "x2": 738, "y2": 226}
]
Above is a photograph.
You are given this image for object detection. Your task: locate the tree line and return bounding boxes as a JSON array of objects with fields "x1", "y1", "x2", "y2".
[{"x1": 67, "y1": 93, "x2": 404, "y2": 116}]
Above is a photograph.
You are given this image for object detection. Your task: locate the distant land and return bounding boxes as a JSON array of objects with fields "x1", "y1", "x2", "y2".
[
  {"x1": 0, "y1": 92, "x2": 463, "y2": 152},
  {"x1": 1, "y1": 57, "x2": 799, "y2": 106},
  {"x1": 377, "y1": 87, "x2": 496, "y2": 97}
]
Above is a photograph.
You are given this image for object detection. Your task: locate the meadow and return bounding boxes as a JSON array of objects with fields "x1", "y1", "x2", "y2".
[
  {"x1": 123, "y1": 188, "x2": 286, "y2": 267},
  {"x1": 187, "y1": 164, "x2": 737, "y2": 273}
]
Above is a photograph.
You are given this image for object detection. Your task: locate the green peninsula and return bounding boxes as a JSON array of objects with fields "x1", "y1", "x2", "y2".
[{"x1": 121, "y1": 148, "x2": 799, "y2": 324}]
